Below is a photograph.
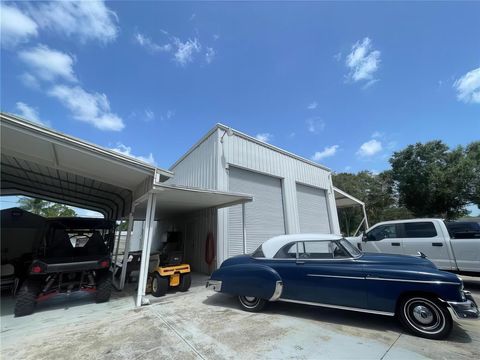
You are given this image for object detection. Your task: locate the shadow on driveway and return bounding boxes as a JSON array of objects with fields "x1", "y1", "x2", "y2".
[{"x1": 203, "y1": 292, "x2": 472, "y2": 344}]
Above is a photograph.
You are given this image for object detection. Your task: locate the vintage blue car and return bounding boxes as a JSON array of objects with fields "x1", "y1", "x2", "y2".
[{"x1": 207, "y1": 234, "x2": 479, "y2": 339}]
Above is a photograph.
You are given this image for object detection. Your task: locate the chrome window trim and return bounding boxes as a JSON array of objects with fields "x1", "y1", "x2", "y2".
[{"x1": 278, "y1": 298, "x2": 395, "y2": 316}]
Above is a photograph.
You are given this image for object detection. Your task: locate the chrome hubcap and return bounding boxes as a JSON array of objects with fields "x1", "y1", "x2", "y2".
[
  {"x1": 245, "y1": 296, "x2": 256, "y2": 302},
  {"x1": 413, "y1": 305, "x2": 433, "y2": 324}
]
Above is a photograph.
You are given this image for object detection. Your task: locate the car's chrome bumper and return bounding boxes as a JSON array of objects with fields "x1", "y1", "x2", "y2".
[
  {"x1": 447, "y1": 291, "x2": 479, "y2": 322},
  {"x1": 206, "y1": 280, "x2": 222, "y2": 292}
]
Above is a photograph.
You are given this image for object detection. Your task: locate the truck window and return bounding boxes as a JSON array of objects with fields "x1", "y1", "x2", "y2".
[
  {"x1": 446, "y1": 222, "x2": 480, "y2": 239},
  {"x1": 367, "y1": 224, "x2": 398, "y2": 241},
  {"x1": 404, "y1": 222, "x2": 437, "y2": 238}
]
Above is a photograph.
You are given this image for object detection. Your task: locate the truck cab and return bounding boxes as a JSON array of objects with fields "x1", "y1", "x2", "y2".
[{"x1": 350, "y1": 219, "x2": 480, "y2": 275}]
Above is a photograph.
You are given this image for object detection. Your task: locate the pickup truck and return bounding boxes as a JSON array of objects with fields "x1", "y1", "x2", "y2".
[{"x1": 348, "y1": 219, "x2": 480, "y2": 276}]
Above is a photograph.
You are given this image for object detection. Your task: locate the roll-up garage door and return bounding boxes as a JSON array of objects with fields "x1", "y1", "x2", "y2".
[
  {"x1": 296, "y1": 183, "x2": 331, "y2": 233},
  {"x1": 228, "y1": 167, "x2": 285, "y2": 257}
]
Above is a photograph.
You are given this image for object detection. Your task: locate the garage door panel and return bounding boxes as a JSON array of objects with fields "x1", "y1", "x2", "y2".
[
  {"x1": 228, "y1": 167, "x2": 285, "y2": 257},
  {"x1": 297, "y1": 183, "x2": 330, "y2": 233}
]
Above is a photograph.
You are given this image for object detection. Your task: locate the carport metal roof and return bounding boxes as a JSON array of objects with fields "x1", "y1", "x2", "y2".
[
  {"x1": 132, "y1": 183, "x2": 253, "y2": 220},
  {"x1": 333, "y1": 187, "x2": 365, "y2": 208},
  {"x1": 0, "y1": 113, "x2": 173, "y2": 219}
]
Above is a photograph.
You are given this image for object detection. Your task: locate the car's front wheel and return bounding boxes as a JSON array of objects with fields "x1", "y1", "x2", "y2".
[
  {"x1": 238, "y1": 295, "x2": 267, "y2": 312},
  {"x1": 398, "y1": 295, "x2": 452, "y2": 340}
]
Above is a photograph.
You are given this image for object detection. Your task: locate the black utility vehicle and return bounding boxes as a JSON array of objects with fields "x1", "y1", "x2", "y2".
[{"x1": 14, "y1": 217, "x2": 116, "y2": 317}]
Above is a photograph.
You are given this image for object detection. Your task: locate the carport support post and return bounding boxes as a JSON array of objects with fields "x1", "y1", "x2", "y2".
[
  {"x1": 242, "y1": 202, "x2": 247, "y2": 254},
  {"x1": 113, "y1": 221, "x2": 123, "y2": 272},
  {"x1": 362, "y1": 205, "x2": 369, "y2": 230},
  {"x1": 119, "y1": 212, "x2": 134, "y2": 290},
  {"x1": 136, "y1": 192, "x2": 156, "y2": 307}
]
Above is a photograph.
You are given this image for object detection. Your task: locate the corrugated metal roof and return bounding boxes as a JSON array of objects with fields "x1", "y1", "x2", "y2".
[{"x1": 0, "y1": 113, "x2": 173, "y2": 219}]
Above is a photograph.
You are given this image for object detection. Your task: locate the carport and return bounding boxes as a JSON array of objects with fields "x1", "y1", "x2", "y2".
[
  {"x1": 0, "y1": 113, "x2": 252, "y2": 307},
  {"x1": 122, "y1": 184, "x2": 252, "y2": 306},
  {"x1": 333, "y1": 187, "x2": 368, "y2": 235}
]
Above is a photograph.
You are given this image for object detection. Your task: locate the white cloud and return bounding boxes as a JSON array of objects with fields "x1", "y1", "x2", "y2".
[
  {"x1": 454, "y1": 67, "x2": 480, "y2": 104},
  {"x1": 333, "y1": 52, "x2": 342, "y2": 62},
  {"x1": 28, "y1": 1, "x2": 118, "y2": 43},
  {"x1": 346, "y1": 37, "x2": 381, "y2": 82},
  {"x1": 48, "y1": 85, "x2": 124, "y2": 131},
  {"x1": 205, "y1": 47, "x2": 216, "y2": 64},
  {"x1": 160, "y1": 110, "x2": 175, "y2": 121},
  {"x1": 307, "y1": 101, "x2": 318, "y2": 110},
  {"x1": 15, "y1": 102, "x2": 48, "y2": 126},
  {"x1": 357, "y1": 139, "x2": 383, "y2": 157},
  {"x1": 306, "y1": 118, "x2": 325, "y2": 133},
  {"x1": 0, "y1": 3, "x2": 38, "y2": 47},
  {"x1": 213, "y1": 34, "x2": 220, "y2": 41},
  {"x1": 18, "y1": 45, "x2": 76, "y2": 82},
  {"x1": 111, "y1": 143, "x2": 155, "y2": 165},
  {"x1": 311, "y1": 145, "x2": 339, "y2": 161},
  {"x1": 174, "y1": 38, "x2": 201, "y2": 66},
  {"x1": 134, "y1": 32, "x2": 172, "y2": 52},
  {"x1": 371, "y1": 131, "x2": 383, "y2": 138},
  {"x1": 135, "y1": 30, "x2": 214, "y2": 66},
  {"x1": 19, "y1": 72, "x2": 40, "y2": 89},
  {"x1": 344, "y1": 166, "x2": 352, "y2": 172},
  {"x1": 255, "y1": 133, "x2": 273, "y2": 143},
  {"x1": 144, "y1": 109, "x2": 155, "y2": 121}
]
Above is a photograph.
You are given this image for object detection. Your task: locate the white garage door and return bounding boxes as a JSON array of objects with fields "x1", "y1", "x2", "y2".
[
  {"x1": 228, "y1": 167, "x2": 285, "y2": 257},
  {"x1": 296, "y1": 183, "x2": 331, "y2": 233}
]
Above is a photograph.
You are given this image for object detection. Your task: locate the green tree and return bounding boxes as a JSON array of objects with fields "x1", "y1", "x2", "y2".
[
  {"x1": 465, "y1": 141, "x2": 480, "y2": 206},
  {"x1": 18, "y1": 197, "x2": 76, "y2": 217},
  {"x1": 389, "y1": 141, "x2": 477, "y2": 219},
  {"x1": 333, "y1": 171, "x2": 411, "y2": 235}
]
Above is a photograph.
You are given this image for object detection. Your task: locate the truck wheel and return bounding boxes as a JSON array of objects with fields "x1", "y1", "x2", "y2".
[
  {"x1": 14, "y1": 279, "x2": 41, "y2": 317},
  {"x1": 178, "y1": 274, "x2": 191, "y2": 292},
  {"x1": 95, "y1": 273, "x2": 112, "y2": 303},
  {"x1": 398, "y1": 296, "x2": 452, "y2": 339},
  {"x1": 238, "y1": 296, "x2": 267, "y2": 312},
  {"x1": 151, "y1": 272, "x2": 169, "y2": 297}
]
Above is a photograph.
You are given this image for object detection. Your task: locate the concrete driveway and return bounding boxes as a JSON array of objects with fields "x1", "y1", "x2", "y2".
[{"x1": 1, "y1": 275, "x2": 479, "y2": 360}]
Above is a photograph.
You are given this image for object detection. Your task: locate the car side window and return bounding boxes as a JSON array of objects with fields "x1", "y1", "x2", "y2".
[
  {"x1": 298, "y1": 241, "x2": 349, "y2": 259},
  {"x1": 404, "y1": 222, "x2": 437, "y2": 238},
  {"x1": 367, "y1": 224, "x2": 398, "y2": 241},
  {"x1": 273, "y1": 242, "x2": 297, "y2": 259}
]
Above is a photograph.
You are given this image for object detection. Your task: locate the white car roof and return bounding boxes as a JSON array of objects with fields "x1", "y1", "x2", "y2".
[{"x1": 261, "y1": 233, "x2": 343, "y2": 258}]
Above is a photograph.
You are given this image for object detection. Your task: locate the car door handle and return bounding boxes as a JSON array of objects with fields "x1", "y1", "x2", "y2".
[
  {"x1": 391, "y1": 242, "x2": 401, "y2": 246},
  {"x1": 432, "y1": 242, "x2": 443, "y2": 247},
  {"x1": 296, "y1": 261, "x2": 305, "y2": 265}
]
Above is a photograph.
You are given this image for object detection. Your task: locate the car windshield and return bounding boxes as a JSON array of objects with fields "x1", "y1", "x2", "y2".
[{"x1": 338, "y1": 239, "x2": 362, "y2": 258}]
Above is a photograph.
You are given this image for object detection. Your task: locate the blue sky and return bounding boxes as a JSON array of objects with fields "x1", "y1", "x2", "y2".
[{"x1": 1, "y1": 1, "x2": 479, "y2": 215}]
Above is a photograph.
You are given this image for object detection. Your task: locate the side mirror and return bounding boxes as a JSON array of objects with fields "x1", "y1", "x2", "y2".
[{"x1": 362, "y1": 231, "x2": 368, "y2": 242}]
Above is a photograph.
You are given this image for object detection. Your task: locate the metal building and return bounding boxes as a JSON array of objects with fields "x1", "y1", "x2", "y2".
[{"x1": 164, "y1": 124, "x2": 366, "y2": 268}]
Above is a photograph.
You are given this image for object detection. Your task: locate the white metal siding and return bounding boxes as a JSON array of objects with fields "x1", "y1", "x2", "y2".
[
  {"x1": 228, "y1": 167, "x2": 285, "y2": 256},
  {"x1": 167, "y1": 132, "x2": 218, "y2": 190},
  {"x1": 296, "y1": 183, "x2": 331, "y2": 233}
]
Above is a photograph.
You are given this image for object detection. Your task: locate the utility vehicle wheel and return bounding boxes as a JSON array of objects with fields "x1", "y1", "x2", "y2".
[
  {"x1": 398, "y1": 295, "x2": 452, "y2": 340},
  {"x1": 151, "y1": 272, "x2": 169, "y2": 297},
  {"x1": 14, "y1": 279, "x2": 41, "y2": 317},
  {"x1": 178, "y1": 274, "x2": 191, "y2": 292},
  {"x1": 95, "y1": 273, "x2": 112, "y2": 303},
  {"x1": 238, "y1": 296, "x2": 267, "y2": 312}
]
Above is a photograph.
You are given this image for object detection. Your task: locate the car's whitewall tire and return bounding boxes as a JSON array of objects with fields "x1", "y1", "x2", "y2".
[{"x1": 238, "y1": 295, "x2": 267, "y2": 312}]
